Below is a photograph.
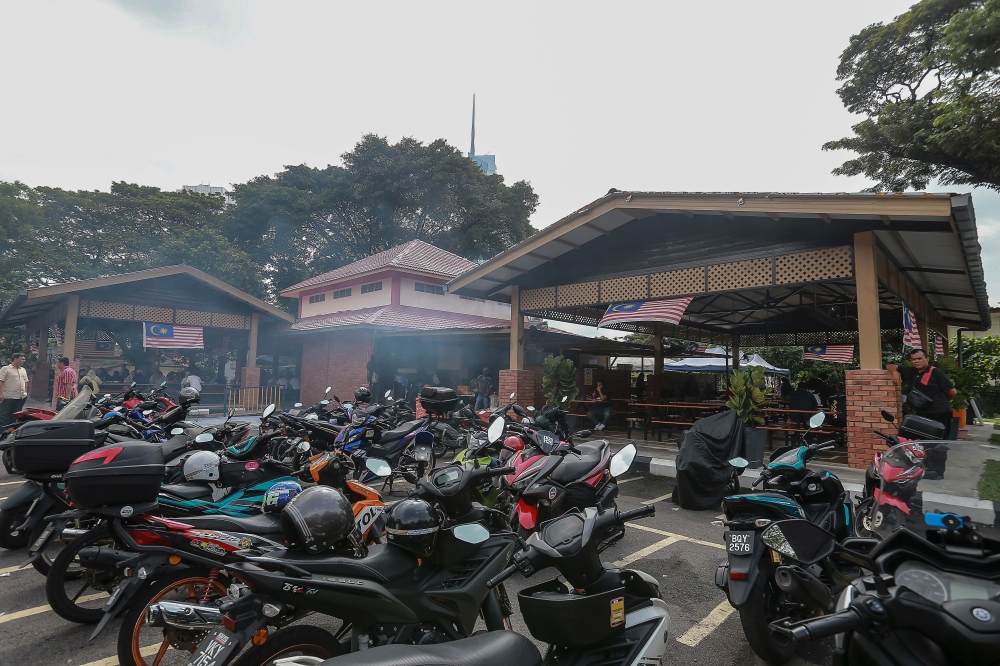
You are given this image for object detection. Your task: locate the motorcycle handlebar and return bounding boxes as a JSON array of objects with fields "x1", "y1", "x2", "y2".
[
  {"x1": 778, "y1": 608, "x2": 862, "y2": 643},
  {"x1": 488, "y1": 466, "x2": 516, "y2": 477},
  {"x1": 619, "y1": 505, "x2": 655, "y2": 522},
  {"x1": 487, "y1": 564, "x2": 518, "y2": 589}
]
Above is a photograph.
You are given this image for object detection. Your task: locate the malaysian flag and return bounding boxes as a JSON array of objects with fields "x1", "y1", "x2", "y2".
[
  {"x1": 76, "y1": 339, "x2": 118, "y2": 357},
  {"x1": 902, "y1": 302, "x2": 921, "y2": 349},
  {"x1": 213, "y1": 334, "x2": 231, "y2": 356},
  {"x1": 49, "y1": 324, "x2": 62, "y2": 347},
  {"x1": 599, "y1": 296, "x2": 694, "y2": 328},
  {"x1": 934, "y1": 332, "x2": 946, "y2": 356},
  {"x1": 803, "y1": 345, "x2": 855, "y2": 364},
  {"x1": 685, "y1": 341, "x2": 708, "y2": 353},
  {"x1": 143, "y1": 323, "x2": 204, "y2": 349}
]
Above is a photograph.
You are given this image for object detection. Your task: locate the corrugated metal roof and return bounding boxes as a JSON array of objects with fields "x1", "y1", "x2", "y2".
[
  {"x1": 282, "y1": 240, "x2": 477, "y2": 293},
  {"x1": 289, "y1": 304, "x2": 510, "y2": 332}
]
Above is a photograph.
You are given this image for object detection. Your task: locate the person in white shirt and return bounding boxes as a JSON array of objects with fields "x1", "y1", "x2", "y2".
[
  {"x1": 0, "y1": 353, "x2": 30, "y2": 426},
  {"x1": 289, "y1": 376, "x2": 300, "y2": 391},
  {"x1": 182, "y1": 371, "x2": 203, "y2": 392}
]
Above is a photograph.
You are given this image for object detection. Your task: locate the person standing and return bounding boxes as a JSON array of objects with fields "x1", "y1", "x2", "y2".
[
  {"x1": 182, "y1": 370, "x2": 202, "y2": 392},
  {"x1": 80, "y1": 369, "x2": 102, "y2": 393},
  {"x1": 473, "y1": 367, "x2": 492, "y2": 411},
  {"x1": 53, "y1": 356, "x2": 78, "y2": 407},
  {"x1": 0, "y1": 353, "x2": 30, "y2": 426},
  {"x1": 887, "y1": 348, "x2": 957, "y2": 479}
]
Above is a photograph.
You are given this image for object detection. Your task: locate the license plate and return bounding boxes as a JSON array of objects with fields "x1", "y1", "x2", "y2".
[
  {"x1": 413, "y1": 444, "x2": 432, "y2": 462},
  {"x1": 30, "y1": 526, "x2": 53, "y2": 552},
  {"x1": 188, "y1": 628, "x2": 238, "y2": 666},
  {"x1": 726, "y1": 531, "x2": 754, "y2": 555}
]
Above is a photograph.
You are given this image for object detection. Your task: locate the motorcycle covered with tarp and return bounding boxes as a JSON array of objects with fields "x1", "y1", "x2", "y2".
[{"x1": 672, "y1": 409, "x2": 746, "y2": 510}]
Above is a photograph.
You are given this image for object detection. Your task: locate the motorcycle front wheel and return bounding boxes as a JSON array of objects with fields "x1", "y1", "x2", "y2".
[
  {"x1": 231, "y1": 625, "x2": 346, "y2": 666},
  {"x1": 45, "y1": 523, "x2": 120, "y2": 623}
]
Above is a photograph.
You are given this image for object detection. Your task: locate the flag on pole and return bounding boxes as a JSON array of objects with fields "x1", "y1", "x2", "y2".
[
  {"x1": 902, "y1": 302, "x2": 921, "y2": 349},
  {"x1": 213, "y1": 334, "x2": 231, "y2": 356},
  {"x1": 802, "y1": 345, "x2": 855, "y2": 364},
  {"x1": 684, "y1": 341, "x2": 708, "y2": 353},
  {"x1": 75, "y1": 340, "x2": 118, "y2": 357},
  {"x1": 598, "y1": 296, "x2": 694, "y2": 328},
  {"x1": 143, "y1": 323, "x2": 204, "y2": 349},
  {"x1": 49, "y1": 324, "x2": 62, "y2": 347},
  {"x1": 934, "y1": 332, "x2": 946, "y2": 356}
]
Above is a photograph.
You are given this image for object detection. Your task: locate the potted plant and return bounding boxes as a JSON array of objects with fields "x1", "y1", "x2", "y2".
[
  {"x1": 726, "y1": 365, "x2": 770, "y2": 467},
  {"x1": 541, "y1": 355, "x2": 579, "y2": 406}
]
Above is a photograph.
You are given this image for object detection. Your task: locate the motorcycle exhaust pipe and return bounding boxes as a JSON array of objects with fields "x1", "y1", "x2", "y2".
[
  {"x1": 147, "y1": 601, "x2": 224, "y2": 629},
  {"x1": 77, "y1": 546, "x2": 135, "y2": 569},
  {"x1": 61, "y1": 528, "x2": 89, "y2": 540},
  {"x1": 775, "y1": 565, "x2": 833, "y2": 611}
]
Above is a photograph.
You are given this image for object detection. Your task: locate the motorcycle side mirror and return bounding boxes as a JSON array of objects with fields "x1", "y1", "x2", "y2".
[
  {"x1": 522, "y1": 417, "x2": 532, "y2": 425},
  {"x1": 808, "y1": 412, "x2": 826, "y2": 429},
  {"x1": 610, "y1": 442, "x2": 636, "y2": 477},
  {"x1": 488, "y1": 417, "x2": 505, "y2": 444},
  {"x1": 170, "y1": 427, "x2": 184, "y2": 435},
  {"x1": 297, "y1": 441, "x2": 311, "y2": 453},
  {"x1": 880, "y1": 409, "x2": 895, "y2": 423},
  {"x1": 527, "y1": 405, "x2": 535, "y2": 411},
  {"x1": 385, "y1": 390, "x2": 392, "y2": 399},
  {"x1": 142, "y1": 409, "x2": 153, "y2": 416},
  {"x1": 761, "y1": 519, "x2": 836, "y2": 565},
  {"x1": 561, "y1": 396, "x2": 568, "y2": 403},
  {"x1": 194, "y1": 433, "x2": 215, "y2": 444},
  {"x1": 262, "y1": 404, "x2": 276, "y2": 419},
  {"x1": 729, "y1": 457, "x2": 749, "y2": 469},
  {"x1": 453, "y1": 523, "x2": 490, "y2": 544},
  {"x1": 512, "y1": 404, "x2": 527, "y2": 417},
  {"x1": 160, "y1": 381, "x2": 167, "y2": 387},
  {"x1": 130, "y1": 381, "x2": 137, "y2": 388},
  {"x1": 320, "y1": 400, "x2": 329, "y2": 406},
  {"x1": 365, "y1": 458, "x2": 392, "y2": 478},
  {"x1": 509, "y1": 392, "x2": 516, "y2": 400},
  {"x1": 325, "y1": 387, "x2": 332, "y2": 394},
  {"x1": 294, "y1": 403, "x2": 303, "y2": 408}
]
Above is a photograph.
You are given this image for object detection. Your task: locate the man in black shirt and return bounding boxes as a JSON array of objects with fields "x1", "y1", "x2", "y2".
[{"x1": 888, "y1": 349, "x2": 956, "y2": 479}]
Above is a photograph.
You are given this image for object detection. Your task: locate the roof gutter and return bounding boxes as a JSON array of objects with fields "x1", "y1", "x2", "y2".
[{"x1": 950, "y1": 194, "x2": 992, "y2": 330}]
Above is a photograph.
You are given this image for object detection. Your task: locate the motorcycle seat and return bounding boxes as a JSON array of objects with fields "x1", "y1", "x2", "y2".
[
  {"x1": 551, "y1": 440, "x2": 609, "y2": 484},
  {"x1": 160, "y1": 483, "x2": 214, "y2": 501},
  {"x1": 266, "y1": 543, "x2": 416, "y2": 584},
  {"x1": 379, "y1": 420, "x2": 423, "y2": 445},
  {"x1": 319, "y1": 629, "x2": 541, "y2": 666},
  {"x1": 181, "y1": 512, "x2": 284, "y2": 536}
]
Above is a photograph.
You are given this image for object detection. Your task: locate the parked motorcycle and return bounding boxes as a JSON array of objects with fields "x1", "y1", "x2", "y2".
[{"x1": 713, "y1": 411, "x2": 856, "y2": 664}]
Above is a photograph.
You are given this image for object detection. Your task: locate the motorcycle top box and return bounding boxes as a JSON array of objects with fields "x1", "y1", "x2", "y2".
[
  {"x1": 518, "y1": 577, "x2": 627, "y2": 647},
  {"x1": 897, "y1": 414, "x2": 946, "y2": 440},
  {"x1": 419, "y1": 385, "x2": 460, "y2": 415},
  {"x1": 9, "y1": 419, "x2": 97, "y2": 473},
  {"x1": 64, "y1": 442, "x2": 165, "y2": 509}
]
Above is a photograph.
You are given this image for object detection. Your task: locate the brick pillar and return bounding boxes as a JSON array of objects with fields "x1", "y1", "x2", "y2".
[
  {"x1": 240, "y1": 366, "x2": 261, "y2": 388},
  {"x1": 30, "y1": 362, "x2": 50, "y2": 401},
  {"x1": 846, "y1": 369, "x2": 902, "y2": 469},
  {"x1": 499, "y1": 369, "x2": 538, "y2": 409}
]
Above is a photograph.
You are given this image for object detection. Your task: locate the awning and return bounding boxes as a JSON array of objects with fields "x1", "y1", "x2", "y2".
[{"x1": 663, "y1": 353, "x2": 789, "y2": 375}]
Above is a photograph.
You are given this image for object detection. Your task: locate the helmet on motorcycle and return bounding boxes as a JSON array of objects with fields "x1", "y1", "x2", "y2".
[
  {"x1": 354, "y1": 387, "x2": 372, "y2": 404},
  {"x1": 503, "y1": 435, "x2": 524, "y2": 452},
  {"x1": 262, "y1": 480, "x2": 302, "y2": 514},
  {"x1": 281, "y1": 486, "x2": 355, "y2": 554},
  {"x1": 178, "y1": 387, "x2": 201, "y2": 407},
  {"x1": 385, "y1": 498, "x2": 440, "y2": 557},
  {"x1": 183, "y1": 450, "x2": 220, "y2": 483}
]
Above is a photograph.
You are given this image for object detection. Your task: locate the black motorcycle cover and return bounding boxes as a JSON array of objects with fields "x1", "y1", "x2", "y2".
[{"x1": 672, "y1": 409, "x2": 745, "y2": 510}]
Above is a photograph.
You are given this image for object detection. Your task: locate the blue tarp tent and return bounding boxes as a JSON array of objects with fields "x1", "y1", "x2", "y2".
[{"x1": 663, "y1": 353, "x2": 789, "y2": 375}]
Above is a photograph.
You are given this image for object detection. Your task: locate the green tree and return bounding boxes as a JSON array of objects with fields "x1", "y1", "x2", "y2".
[
  {"x1": 824, "y1": 0, "x2": 1000, "y2": 192},
  {"x1": 225, "y1": 135, "x2": 538, "y2": 300}
]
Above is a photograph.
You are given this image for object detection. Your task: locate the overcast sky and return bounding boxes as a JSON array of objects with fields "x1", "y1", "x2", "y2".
[{"x1": 1, "y1": 0, "x2": 996, "y2": 311}]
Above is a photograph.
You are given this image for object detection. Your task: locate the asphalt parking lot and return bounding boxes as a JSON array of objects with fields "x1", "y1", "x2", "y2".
[{"x1": 0, "y1": 470, "x2": 834, "y2": 666}]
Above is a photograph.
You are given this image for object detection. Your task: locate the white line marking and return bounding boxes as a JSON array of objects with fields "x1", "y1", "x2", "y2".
[
  {"x1": 626, "y1": 522, "x2": 725, "y2": 550},
  {"x1": 0, "y1": 480, "x2": 23, "y2": 486},
  {"x1": 613, "y1": 536, "x2": 682, "y2": 567},
  {"x1": 615, "y1": 476, "x2": 641, "y2": 484},
  {"x1": 641, "y1": 493, "x2": 674, "y2": 505},
  {"x1": 0, "y1": 593, "x2": 106, "y2": 624},
  {"x1": 676, "y1": 600, "x2": 736, "y2": 646},
  {"x1": 80, "y1": 644, "x2": 161, "y2": 666}
]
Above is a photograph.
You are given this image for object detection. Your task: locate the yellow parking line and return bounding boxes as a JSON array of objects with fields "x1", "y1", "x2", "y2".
[
  {"x1": 676, "y1": 600, "x2": 735, "y2": 646},
  {"x1": 626, "y1": 522, "x2": 725, "y2": 550},
  {"x1": 0, "y1": 564, "x2": 25, "y2": 575},
  {"x1": 0, "y1": 593, "x2": 105, "y2": 624},
  {"x1": 80, "y1": 644, "x2": 161, "y2": 666},
  {"x1": 616, "y1": 476, "x2": 641, "y2": 484},
  {"x1": 0, "y1": 480, "x2": 23, "y2": 486},
  {"x1": 641, "y1": 493, "x2": 674, "y2": 505},
  {"x1": 614, "y1": 536, "x2": 682, "y2": 567}
]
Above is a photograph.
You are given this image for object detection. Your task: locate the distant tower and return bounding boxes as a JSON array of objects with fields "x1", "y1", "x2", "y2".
[{"x1": 467, "y1": 94, "x2": 496, "y2": 175}]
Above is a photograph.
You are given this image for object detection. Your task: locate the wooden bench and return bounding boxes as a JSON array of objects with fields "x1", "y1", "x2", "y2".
[
  {"x1": 648, "y1": 419, "x2": 696, "y2": 442},
  {"x1": 758, "y1": 424, "x2": 847, "y2": 449}
]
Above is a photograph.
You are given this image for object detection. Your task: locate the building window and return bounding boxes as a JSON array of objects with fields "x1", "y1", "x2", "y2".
[
  {"x1": 415, "y1": 282, "x2": 444, "y2": 295},
  {"x1": 308, "y1": 293, "x2": 326, "y2": 304},
  {"x1": 459, "y1": 295, "x2": 486, "y2": 302},
  {"x1": 333, "y1": 288, "x2": 352, "y2": 299},
  {"x1": 361, "y1": 281, "x2": 383, "y2": 294}
]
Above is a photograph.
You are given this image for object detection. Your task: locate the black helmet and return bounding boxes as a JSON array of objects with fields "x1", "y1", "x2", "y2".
[
  {"x1": 280, "y1": 486, "x2": 354, "y2": 554},
  {"x1": 355, "y1": 387, "x2": 372, "y2": 404},
  {"x1": 178, "y1": 387, "x2": 201, "y2": 407},
  {"x1": 385, "y1": 498, "x2": 440, "y2": 557}
]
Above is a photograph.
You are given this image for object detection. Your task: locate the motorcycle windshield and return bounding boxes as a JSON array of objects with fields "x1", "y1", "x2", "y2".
[
  {"x1": 51, "y1": 386, "x2": 93, "y2": 421},
  {"x1": 873, "y1": 440, "x2": 1000, "y2": 542}
]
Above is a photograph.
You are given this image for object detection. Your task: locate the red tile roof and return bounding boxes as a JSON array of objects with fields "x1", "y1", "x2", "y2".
[
  {"x1": 282, "y1": 240, "x2": 477, "y2": 293},
  {"x1": 290, "y1": 304, "x2": 511, "y2": 332}
]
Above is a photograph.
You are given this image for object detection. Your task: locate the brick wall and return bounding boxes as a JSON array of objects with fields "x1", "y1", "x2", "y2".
[
  {"x1": 299, "y1": 329, "x2": 373, "y2": 405},
  {"x1": 846, "y1": 369, "x2": 902, "y2": 469},
  {"x1": 499, "y1": 369, "x2": 539, "y2": 410}
]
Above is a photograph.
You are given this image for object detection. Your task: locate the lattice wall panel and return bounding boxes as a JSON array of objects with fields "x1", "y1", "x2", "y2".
[
  {"x1": 520, "y1": 287, "x2": 555, "y2": 311},
  {"x1": 650, "y1": 267, "x2": 704, "y2": 298},
  {"x1": 708, "y1": 258, "x2": 772, "y2": 291},
  {"x1": 176, "y1": 309, "x2": 213, "y2": 326},
  {"x1": 86, "y1": 300, "x2": 134, "y2": 320},
  {"x1": 556, "y1": 281, "x2": 599, "y2": 307},
  {"x1": 136, "y1": 306, "x2": 173, "y2": 323},
  {"x1": 775, "y1": 246, "x2": 853, "y2": 284},
  {"x1": 601, "y1": 275, "x2": 648, "y2": 303},
  {"x1": 212, "y1": 313, "x2": 250, "y2": 329}
]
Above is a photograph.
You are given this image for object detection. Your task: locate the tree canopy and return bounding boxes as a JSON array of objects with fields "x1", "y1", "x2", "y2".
[
  {"x1": 0, "y1": 135, "x2": 538, "y2": 310},
  {"x1": 825, "y1": 0, "x2": 1000, "y2": 192}
]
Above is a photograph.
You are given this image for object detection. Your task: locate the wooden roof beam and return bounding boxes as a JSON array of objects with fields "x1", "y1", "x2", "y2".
[
  {"x1": 720, "y1": 210, "x2": 735, "y2": 220},
  {"x1": 551, "y1": 238, "x2": 582, "y2": 250}
]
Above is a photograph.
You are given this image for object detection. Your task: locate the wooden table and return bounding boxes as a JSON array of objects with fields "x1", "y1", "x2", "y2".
[{"x1": 625, "y1": 401, "x2": 727, "y2": 441}]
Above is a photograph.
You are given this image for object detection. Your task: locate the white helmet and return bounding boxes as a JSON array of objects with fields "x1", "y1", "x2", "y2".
[{"x1": 183, "y1": 451, "x2": 220, "y2": 483}]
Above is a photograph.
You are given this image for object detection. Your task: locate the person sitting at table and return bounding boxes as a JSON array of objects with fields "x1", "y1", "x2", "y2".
[
  {"x1": 586, "y1": 380, "x2": 613, "y2": 431},
  {"x1": 634, "y1": 372, "x2": 646, "y2": 400},
  {"x1": 780, "y1": 378, "x2": 793, "y2": 402},
  {"x1": 701, "y1": 383, "x2": 719, "y2": 400}
]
